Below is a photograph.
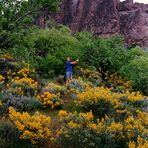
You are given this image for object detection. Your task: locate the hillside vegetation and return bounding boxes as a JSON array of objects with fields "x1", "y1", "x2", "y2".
[{"x1": 0, "y1": 0, "x2": 148, "y2": 148}]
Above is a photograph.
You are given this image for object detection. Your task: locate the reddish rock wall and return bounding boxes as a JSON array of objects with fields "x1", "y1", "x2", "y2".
[{"x1": 36, "y1": 0, "x2": 148, "y2": 47}]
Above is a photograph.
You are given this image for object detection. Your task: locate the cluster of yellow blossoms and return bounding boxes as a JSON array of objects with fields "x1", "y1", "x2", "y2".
[
  {"x1": 77, "y1": 87, "x2": 121, "y2": 107},
  {"x1": 0, "y1": 75, "x2": 5, "y2": 84},
  {"x1": 12, "y1": 77, "x2": 38, "y2": 89},
  {"x1": 9, "y1": 107, "x2": 52, "y2": 144},
  {"x1": 107, "y1": 121, "x2": 123, "y2": 139},
  {"x1": 0, "y1": 53, "x2": 14, "y2": 61},
  {"x1": 12, "y1": 66, "x2": 37, "y2": 88},
  {"x1": 58, "y1": 110, "x2": 148, "y2": 147},
  {"x1": 77, "y1": 86, "x2": 146, "y2": 109},
  {"x1": 0, "y1": 100, "x2": 2, "y2": 107},
  {"x1": 124, "y1": 110, "x2": 148, "y2": 140},
  {"x1": 59, "y1": 110, "x2": 94, "y2": 121},
  {"x1": 58, "y1": 110, "x2": 95, "y2": 133},
  {"x1": 58, "y1": 111, "x2": 124, "y2": 142},
  {"x1": 17, "y1": 67, "x2": 32, "y2": 77},
  {"x1": 38, "y1": 92, "x2": 62, "y2": 109},
  {"x1": 43, "y1": 82, "x2": 66, "y2": 94},
  {"x1": 105, "y1": 72, "x2": 132, "y2": 90},
  {"x1": 129, "y1": 136, "x2": 148, "y2": 148},
  {"x1": 5, "y1": 66, "x2": 38, "y2": 96}
]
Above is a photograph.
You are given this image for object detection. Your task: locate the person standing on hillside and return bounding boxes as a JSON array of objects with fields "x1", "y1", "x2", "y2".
[{"x1": 66, "y1": 57, "x2": 79, "y2": 84}]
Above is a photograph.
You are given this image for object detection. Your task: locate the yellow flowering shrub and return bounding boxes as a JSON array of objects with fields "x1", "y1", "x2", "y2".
[
  {"x1": 136, "y1": 110, "x2": 148, "y2": 126},
  {"x1": 58, "y1": 110, "x2": 94, "y2": 132},
  {"x1": 59, "y1": 110, "x2": 68, "y2": 119},
  {"x1": 0, "y1": 75, "x2": 5, "y2": 84},
  {"x1": 104, "y1": 72, "x2": 132, "y2": 90},
  {"x1": 66, "y1": 78, "x2": 92, "y2": 99},
  {"x1": 7, "y1": 77, "x2": 38, "y2": 96},
  {"x1": 129, "y1": 136, "x2": 148, "y2": 148},
  {"x1": 9, "y1": 107, "x2": 52, "y2": 144},
  {"x1": 58, "y1": 111, "x2": 126, "y2": 148},
  {"x1": 76, "y1": 86, "x2": 122, "y2": 116},
  {"x1": 0, "y1": 100, "x2": 2, "y2": 107},
  {"x1": 5, "y1": 64, "x2": 34, "y2": 79},
  {"x1": 38, "y1": 92, "x2": 63, "y2": 109},
  {"x1": 12, "y1": 77, "x2": 38, "y2": 89},
  {"x1": 0, "y1": 53, "x2": 14, "y2": 61},
  {"x1": 76, "y1": 86, "x2": 146, "y2": 117},
  {"x1": 0, "y1": 65, "x2": 43, "y2": 112},
  {"x1": 107, "y1": 121, "x2": 124, "y2": 140},
  {"x1": 43, "y1": 82, "x2": 66, "y2": 94},
  {"x1": 124, "y1": 113, "x2": 148, "y2": 140},
  {"x1": 77, "y1": 86, "x2": 121, "y2": 105},
  {"x1": 57, "y1": 109, "x2": 148, "y2": 148},
  {"x1": 124, "y1": 91, "x2": 145, "y2": 102},
  {"x1": 17, "y1": 66, "x2": 33, "y2": 77},
  {"x1": 5, "y1": 66, "x2": 38, "y2": 96}
]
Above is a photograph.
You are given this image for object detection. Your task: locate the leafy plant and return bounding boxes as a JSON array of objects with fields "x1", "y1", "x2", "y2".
[
  {"x1": 9, "y1": 107, "x2": 52, "y2": 145},
  {"x1": 0, "y1": 118, "x2": 33, "y2": 148},
  {"x1": 1, "y1": 92, "x2": 42, "y2": 112},
  {"x1": 121, "y1": 56, "x2": 148, "y2": 95}
]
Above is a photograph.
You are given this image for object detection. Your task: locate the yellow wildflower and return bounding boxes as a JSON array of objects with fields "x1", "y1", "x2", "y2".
[
  {"x1": 9, "y1": 107, "x2": 51, "y2": 144},
  {"x1": 59, "y1": 110, "x2": 68, "y2": 118},
  {"x1": 68, "y1": 121, "x2": 80, "y2": 128},
  {"x1": 86, "y1": 111, "x2": 94, "y2": 120},
  {"x1": 0, "y1": 101, "x2": 3, "y2": 107},
  {"x1": 129, "y1": 141, "x2": 136, "y2": 148}
]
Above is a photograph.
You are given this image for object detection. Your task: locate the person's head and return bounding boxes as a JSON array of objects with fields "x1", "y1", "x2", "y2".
[{"x1": 67, "y1": 57, "x2": 71, "y2": 61}]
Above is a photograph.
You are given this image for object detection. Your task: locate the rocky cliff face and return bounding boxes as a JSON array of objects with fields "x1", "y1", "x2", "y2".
[
  {"x1": 119, "y1": 0, "x2": 148, "y2": 47},
  {"x1": 36, "y1": 0, "x2": 148, "y2": 47}
]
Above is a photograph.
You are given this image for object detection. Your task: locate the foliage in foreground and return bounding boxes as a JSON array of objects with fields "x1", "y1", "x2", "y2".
[
  {"x1": 0, "y1": 70, "x2": 148, "y2": 147},
  {"x1": 76, "y1": 86, "x2": 146, "y2": 118},
  {"x1": 58, "y1": 110, "x2": 148, "y2": 148},
  {"x1": 9, "y1": 107, "x2": 52, "y2": 145}
]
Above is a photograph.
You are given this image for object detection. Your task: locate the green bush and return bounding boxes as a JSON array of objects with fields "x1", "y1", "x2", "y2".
[
  {"x1": 0, "y1": 119, "x2": 33, "y2": 148},
  {"x1": 129, "y1": 46, "x2": 148, "y2": 59},
  {"x1": 1, "y1": 22, "x2": 147, "y2": 94},
  {"x1": 7, "y1": 26, "x2": 80, "y2": 77},
  {"x1": 1, "y1": 92, "x2": 42, "y2": 113},
  {"x1": 120, "y1": 56, "x2": 148, "y2": 95},
  {"x1": 77, "y1": 34, "x2": 130, "y2": 79},
  {"x1": 58, "y1": 111, "x2": 126, "y2": 148},
  {"x1": 33, "y1": 26, "x2": 80, "y2": 77}
]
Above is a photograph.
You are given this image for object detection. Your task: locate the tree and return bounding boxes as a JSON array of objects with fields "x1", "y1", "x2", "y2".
[
  {"x1": 0, "y1": 0, "x2": 61, "y2": 48},
  {"x1": 120, "y1": 49, "x2": 148, "y2": 95},
  {"x1": 77, "y1": 34, "x2": 130, "y2": 79}
]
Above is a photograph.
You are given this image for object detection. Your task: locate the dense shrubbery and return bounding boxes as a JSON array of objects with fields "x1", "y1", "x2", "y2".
[
  {"x1": 76, "y1": 86, "x2": 146, "y2": 118},
  {"x1": 42, "y1": 82, "x2": 66, "y2": 95},
  {"x1": 38, "y1": 92, "x2": 63, "y2": 109},
  {"x1": 58, "y1": 110, "x2": 148, "y2": 148},
  {"x1": 1, "y1": 92, "x2": 42, "y2": 113},
  {"x1": 9, "y1": 107, "x2": 52, "y2": 145},
  {"x1": 0, "y1": 0, "x2": 148, "y2": 146},
  {"x1": 75, "y1": 32, "x2": 148, "y2": 94},
  {"x1": 0, "y1": 118, "x2": 33, "y2": 148},
  {"x1": 0, "y1": 58, "x2": 147, "y2": 147},
  {"x1": 1, "y1": 24, "x2": 147, "y2": 94},
  {"x1": 121, "y1": 56, "x2": 148, "y2": 95},
  {"x1": 5, "y1": 26, "x2": 80, "y2": 77},
  {"x1": 77, "y1": 34, "x2": 129, "y2": 74}
]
